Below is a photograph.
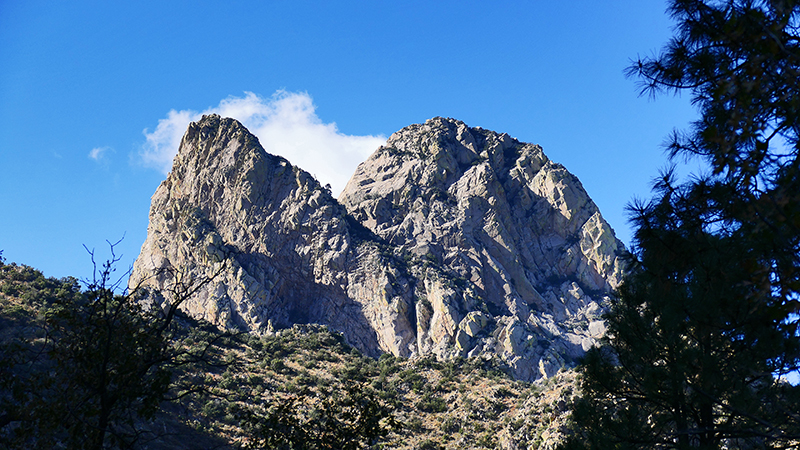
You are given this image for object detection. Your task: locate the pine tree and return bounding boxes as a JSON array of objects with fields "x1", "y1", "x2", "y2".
[{"x1": 562, "y1": 1, "x2": 800, "y2": 448}]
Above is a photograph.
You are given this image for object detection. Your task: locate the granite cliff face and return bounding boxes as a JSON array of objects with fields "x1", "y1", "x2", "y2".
[
  {"x1": 339, "y1": 118, "x2": 625, "y2": 379},
  {"x1": 131, "y1": 115, "x2": 625, "y2": 380}
]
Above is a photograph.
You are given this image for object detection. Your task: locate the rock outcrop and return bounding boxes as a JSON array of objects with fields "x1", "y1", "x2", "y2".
[
  {"x1": 339, "y1": 117, "x2": 625, "y2": 379},
  {"x1": 131, "y1": 115, "x2": 625, "y2": 380}
]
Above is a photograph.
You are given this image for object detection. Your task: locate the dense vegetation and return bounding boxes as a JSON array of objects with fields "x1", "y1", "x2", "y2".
[
  {"x1": 563, "y1": 1, "x2": 800, "y2": 448},
  {"x1": 0, "y1": 257, "x2": 577, "y2": 449}
]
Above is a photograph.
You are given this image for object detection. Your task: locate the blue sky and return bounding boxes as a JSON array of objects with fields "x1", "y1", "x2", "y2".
[{"x1": 0, "y1": 0, "x2": 698, "y2": 282}]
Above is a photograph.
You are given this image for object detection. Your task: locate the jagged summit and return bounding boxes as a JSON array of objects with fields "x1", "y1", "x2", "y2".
[
  {"x1": 342, "y1": 116, "x2": 622, "y2": 292},
  {"x1": 131, "y1": 114, "x2": 625, "y2": 380}
]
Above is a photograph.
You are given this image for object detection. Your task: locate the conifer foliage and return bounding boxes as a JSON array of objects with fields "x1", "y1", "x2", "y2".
[{"x1": 563, "y1": 1, "x2": 800, "y2": 448}]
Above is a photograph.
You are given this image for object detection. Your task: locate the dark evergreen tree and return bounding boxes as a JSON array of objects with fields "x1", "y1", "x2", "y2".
[{"x1": 562, "y1": 1, "x2": 800, "y2": 448}]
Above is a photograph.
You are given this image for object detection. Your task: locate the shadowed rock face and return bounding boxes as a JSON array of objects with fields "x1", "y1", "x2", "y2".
[{"x1": 131, "y1": 114, "x2": 625, "y2": 380}]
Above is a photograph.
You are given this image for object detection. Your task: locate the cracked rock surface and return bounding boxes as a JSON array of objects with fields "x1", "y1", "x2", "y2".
[{"x1": 131, "y1": 115, "x2": 625, "y2": 380}]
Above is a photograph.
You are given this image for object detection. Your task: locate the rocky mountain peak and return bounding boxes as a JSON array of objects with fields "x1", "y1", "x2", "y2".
[{"x1": 131, "y1": 114, "x2": 625, "y2": 380}]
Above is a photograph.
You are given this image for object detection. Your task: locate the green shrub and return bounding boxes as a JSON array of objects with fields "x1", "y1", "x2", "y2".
[
  {"x1": 440, "y1": 416, "x2": 460, "y2": 433},
  {"x1": 416, "y1": 392, "x2": 448, "y2": 413},
  {"x1": 417, "y1": 438, "x2": 443, "y2": 450}
]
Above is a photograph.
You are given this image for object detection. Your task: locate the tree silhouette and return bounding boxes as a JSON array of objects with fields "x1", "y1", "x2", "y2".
[
  {"x1": 562, "y1": 1, "x2": 800, "y2": 448},
  {"x1": 0, "y1": 241, "x2": 227, "y2": 449},
  {"x1": 236, "y1": 379, "x2": 399, "y2": 450}
]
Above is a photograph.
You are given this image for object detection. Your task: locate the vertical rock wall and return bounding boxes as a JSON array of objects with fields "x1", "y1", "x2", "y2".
[{"x1": 339, "y1": 117, "x2": 625, "y2": 379}]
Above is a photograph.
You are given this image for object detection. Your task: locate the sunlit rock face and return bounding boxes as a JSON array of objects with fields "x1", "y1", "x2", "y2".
[
  {"x1": 339, "y1": 117, "x2": 625, "y2": 379},
  {"x1": 131, "y1": 115, "x2": 625, "y2": 380}
]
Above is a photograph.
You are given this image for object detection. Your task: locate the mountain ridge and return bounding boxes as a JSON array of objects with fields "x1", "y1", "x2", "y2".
[{"x1": 131, "y1": 114, "x2": 625, "y2": 381}]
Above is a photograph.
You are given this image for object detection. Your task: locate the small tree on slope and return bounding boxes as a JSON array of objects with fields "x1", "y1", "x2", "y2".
[{"x1": 0, "y1": 242, "x2": 227, "y2": 450}]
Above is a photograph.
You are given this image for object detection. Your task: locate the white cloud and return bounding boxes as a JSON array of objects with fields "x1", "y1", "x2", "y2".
[
  {"x1": 140, "y1": 109, "x2": 197, "y2": 172},
  {"x1": 89, "y1": 146, "x2": 111, "y2": 161},
  {"x1": 139, "y1": 91, "x2": 386, "y2": 196}
]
